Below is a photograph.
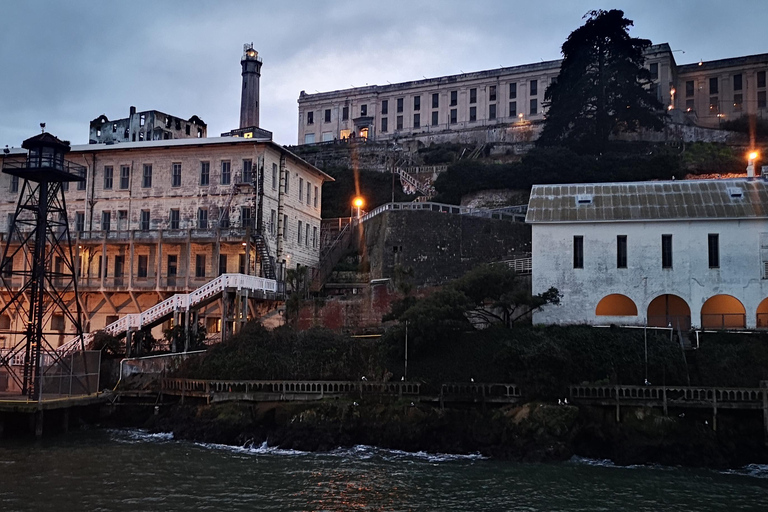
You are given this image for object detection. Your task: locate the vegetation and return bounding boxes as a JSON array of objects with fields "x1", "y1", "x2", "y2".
[
  {"x1": 539, "y1": 9, "x2": 664, "y2": 150},
  {"x1": 321, "y1": 165, "x2": 411, "y2": 218},
  {"x1": 681, "y1": 142, "x2": 745, "y2": 175},
  {"x1": 720, "y1": 116, "x2": 768, "y2": 140}
]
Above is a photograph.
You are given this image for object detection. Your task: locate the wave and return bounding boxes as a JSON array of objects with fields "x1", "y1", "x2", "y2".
[
  {"x1": 721, "y1": 464, "x2": 768, "y2": 479},
  {"x1": 568, "y1": 456, "x2": 675, "y2": 471},
  {"x1": 194, "y1": 439, "x2": 310, "y2": 457},
  {"x1": 327, "y1": 444, "x2": 487, "y2": 463},
  {"x1": 108, "y1": 429, "x2": 174, "y2": 444}
]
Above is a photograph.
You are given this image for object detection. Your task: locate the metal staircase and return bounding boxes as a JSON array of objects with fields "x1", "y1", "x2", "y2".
[
  {"x1": 253, "y1": 232, "x2": 276, "y2": 280},
  {"x1": 397, "y1": 168, "x2": 436, "y2": 198},
  {"x1": 56, "y1": 273, "x2": 277, "y2": 356}
]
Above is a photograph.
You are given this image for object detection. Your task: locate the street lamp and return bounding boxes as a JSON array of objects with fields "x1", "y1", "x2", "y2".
[
  {"x1": 353, "y1": 196, "x2": 364, "y2": 218},
  {"x1": 747, "y1": 151, "x2": 759, "y2": 177}
]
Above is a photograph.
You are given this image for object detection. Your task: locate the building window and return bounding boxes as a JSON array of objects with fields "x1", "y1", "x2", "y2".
[
  {"x1": 709, "y1": 97, "x2": 719, "y2": 113},
  {"x1": 306, "y1": 182, "x2": 311, "y2": 204},
  {"x1": 573, "y1": 236, "x2": 583, "y2": 269},
  {"x1": 432, "y1": 93, "x2": 439, "y2": 108},
  {"x1": 709, "y1": 77, "x2": 718, "y2": 95},
  {"x1": 489, "y1": 104, "x2": 496, "y2": 120},
  {"x1": 272, "y1": 163, "x2": 278, "y2": 190},
  {"x1": 120, "y1": 165, "x2": 129, "y2": 189},
  {"x1": 313, "y1": 226, "x2": 318, "y2": 248},
  {"x1": 281, "y1": 214, "x2": 287, "y2": 239},
  {"x1": 360, "y1": 105, "x2": 367, "y2": 116},
  {"x1": 396, "y1": 116, "x2": 403, "y2": 130},
  {"x1": 314, "y1": 186, "x2": 319, "y2": 208},
  {"x1": 324, "y1": 109, "x2": 331, "y2": 123},
  {"x1": 649, "y1": 62, "x2": 658, "y2": 80},
  {"x1": 284, "y1": 171, "x2": 290, "y2": 194},
  {"x1": 197, "y1": 208, "x2": 208, "y2": 229},
  {"x1": 685, "y1": 80, "x2": 694, "y2": 97},
  {"x1": 380, "y1": 101, "x2": 387, "y2": 115},
  {"x1": 449, "y1": 109, "x2": 457, "y2": 124},
  {"x1": 77, "y1": 169, "x2": 86, "y2": 190},
  {"x1": 200, "y1": 162, "x2": 210, "y2": 186},
  {"x1": 241, "y1": 206, "x2": 252, "y2": 229},
  {"x1": 342, "y1": 106, "x2": 349, "y2": 120},
  {"x1": 118, "y1": 210, "x2": 127, "y2": 230},
  {"x1": 685, "y1": 99, "x2": 695, "y2": 112},
  {"x1": 662, "y1": 234, "x2": 673, "y2": 268},
  {"x1": 169, "y1": 209, "x2": 180, "y2": 230},
  {"x1": 219, "y1": 254, "x2": 227, "y2": 275},
  {"x1": 307, "y1": 111, "x2": 314, "y2": 125},
  {"x1": 305, "y1": 223, "x2": 310, "y2": 247},
  {"x1": 397, "y1": 98, "x2": 403, "y2": 113},
  {"x1": 142, "y1": 164, "x2": 152, "y2": 188},
  {"x1": 708, "y1": 234, "x2": 719, "y2": 268},
  {"x1": 75, "y1": 211, "x2": 85, "y2": 233},
  {"x1": 140, "y1": 210, "x2": 150, "y2": 231},
  {"x1": 733, "y1": 73, "x2": 742, "y2": 91},
  {"x1": 413, "y1": 113, "x2": 420, "y2": 128},
  {"x1": 10, "y1": 175, "x2": 18, "y2": 193},
  {"x1": 759, "y1": 91, "x2": 767, "y2": 109},
  {"x1": 757, "y1": 71, "x2": 767, "y2": 89},
  {"x1": 509, "y1": 101, "x2": 517, "y2": 117},
  {"x1": 530, "y1": 99, "x2": 538, "y2": 115},
  {"x1": 242, "y1": 159, "x2": 253, "y2": 183},
  {"x1": 509, "y1": 82, "x2": 517, "y2": 99},
  {"x1": 51, "y1": 315, "x2": 65, "y2": 332},
  {"x1": 469, "y1": 106, "x2": 477, "y2": 122},
  {"x1": 617, "y1": 235, "x2": 627, "y2": 269},
  {"x1": 381, "y1": 117, "x2": 388, "y2": 132},
  {"x1": 297, "y1": 220, "x2": 303, "y2": 244},
  {"x1": 171, "y1": 163, "x2": 181, "y2": 187},
  {"x1": 734, "y1": 94, "x2": 743, "y2": 111},
  {"x1": 270, "y1": 209, "x2": 276, "y2": 235},
  {"x1": 530, "y1": 79, "x2": 538, "y2": 96},
  {"x1": 469, "y1": 88, "x2": 477, "y2": 104},
  {"x1": 413, "y1": 96, "x2": 420, "y2": 111},
  {"x1": 431, "y1": 111, "x2": 439, "y2": 126},
  {"x1": 489, "y1": 85, "x2": 496, "y2": 102},
  {"x1": 450, "y1": 90, "x2": 457, "y2": 106},
  {"x1": 137, "y1": 255, "x2": 148, "y2": 278},
  {"x1": 221, "y1": 160, "x2": 232, "y2": 185},
  {"x1": 195, "y1": 254, "x2": 206, "y2": 278},
  {"x1": 103, "y1": 166, "x2": 113, "y2": 189},
  {"x1": 101, "y1": 211, "x2": 111, "y2": 231},
  {"x1": 299, "y1": 177, "x2": 304, "y2": 202}
]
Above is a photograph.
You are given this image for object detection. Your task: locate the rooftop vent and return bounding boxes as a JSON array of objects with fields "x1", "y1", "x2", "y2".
[
  {"x1": 727, "y1": 187, "x2": 743, "y2": 199},
  {"x1": 576, "y1": 194, "x2": 593, "y2": 205}
]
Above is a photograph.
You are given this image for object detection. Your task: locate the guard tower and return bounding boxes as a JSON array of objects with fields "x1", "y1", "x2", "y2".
[
  {"x1": 0, "y1": 130, "x2": 87, "y2": 398},
  {"x1": 239, "y1": 43, "x2": 263, "y2": 129}
]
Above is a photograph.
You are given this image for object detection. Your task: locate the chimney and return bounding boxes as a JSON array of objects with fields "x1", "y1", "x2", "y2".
[{"x1": 129, "y1": 106, "x2": 136, "y2": 116}]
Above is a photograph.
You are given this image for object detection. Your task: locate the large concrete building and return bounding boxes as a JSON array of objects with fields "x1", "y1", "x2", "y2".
[
  {"x1": 526, "y1": 179, "x2": 768, "y2": 331},
  {"x1": 89, "y1": 107, "x2": 207, "y2": 144},
  {"x1": 297, "y1": 44, "x2": 768, "y2": 145},
  {"x1": 0, "y1": 134, "x2": 332, "y2": 348}
]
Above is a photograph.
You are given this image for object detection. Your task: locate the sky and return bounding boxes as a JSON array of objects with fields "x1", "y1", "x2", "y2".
[{"x1": 1, "y1": 0, "x2": 767, "y2": 148}]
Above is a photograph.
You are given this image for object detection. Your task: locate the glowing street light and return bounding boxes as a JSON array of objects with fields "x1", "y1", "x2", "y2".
[
  {"x1": 353, "y1": 196, "x2": 364, "y2": 218},
  {"x1": 747, "y1": 150, "x2": 760, "y2": 177}
]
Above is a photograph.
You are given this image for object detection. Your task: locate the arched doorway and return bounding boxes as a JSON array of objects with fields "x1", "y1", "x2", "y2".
[
  {"x1": 701, "y1": 295, "x2": 746, "y2": 329},
  {"x1": 595, "y1": 294, "x2": 638, "y2": 316},
  {"x1": 647, "y1": 294, "x2": 691, "y2": 330},
  {"x1": 757, "y1": 298, "x2": 768, "y2": 329}
]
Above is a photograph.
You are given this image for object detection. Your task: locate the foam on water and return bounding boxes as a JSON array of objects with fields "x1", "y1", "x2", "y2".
[
  {"x1": 195, "y1": 439, "x2": 309, "y2": 457},
  {"x1": 108, "y1": 429, "x2": 174, "y2": 444},
  {"x1": 722, "y1": 463, "x2": 768, "y2": 479}
]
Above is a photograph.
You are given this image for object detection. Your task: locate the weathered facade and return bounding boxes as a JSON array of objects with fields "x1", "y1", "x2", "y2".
[
  {"x1": 89, "y1": 107, "x2": 207, "y2": 144},
  {"x1": 0, "y1": 136, "x2": 332, "y2": 346},
  {"x1": 297, "y1": 44, "x2": 768, "y2": 144},
  {"x1": 527, "y1": 179, "x2": 768, "y2": 330}
]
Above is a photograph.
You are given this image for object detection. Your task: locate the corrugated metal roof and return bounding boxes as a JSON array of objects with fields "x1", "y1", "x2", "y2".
[{"x1": 525, "y1": 179, "x2": 768, "y2": 223}]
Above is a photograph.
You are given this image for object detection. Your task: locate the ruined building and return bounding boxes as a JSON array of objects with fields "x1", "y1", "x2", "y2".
[{"x1": 89, "y1": 107, "x2": 207, "y2": 144}]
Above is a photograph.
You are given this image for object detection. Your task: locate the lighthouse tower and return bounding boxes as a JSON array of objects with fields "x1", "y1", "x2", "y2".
[{"x1": 239, "y1": 43, "x2": 262, "y2": 129}]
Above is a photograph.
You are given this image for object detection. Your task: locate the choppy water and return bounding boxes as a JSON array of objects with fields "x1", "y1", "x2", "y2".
[{"x1": 1, "y1": 429, "x2": 767, "y2": 511}]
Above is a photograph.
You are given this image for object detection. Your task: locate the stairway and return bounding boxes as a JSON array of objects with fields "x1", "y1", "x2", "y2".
[
  {"x1": 56, "y1": 273, "x2": 278, "y2": 356},
  {"x1": 254, "y1": 233, "x2": 276, "y2": 280}
]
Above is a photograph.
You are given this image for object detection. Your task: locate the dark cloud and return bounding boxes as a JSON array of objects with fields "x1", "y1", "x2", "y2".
[{"x1": 1, "y1": 0, "x2": 766, "y2": 147}]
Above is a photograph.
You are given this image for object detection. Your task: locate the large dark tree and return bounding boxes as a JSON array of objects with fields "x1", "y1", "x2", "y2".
[{"x1": 538, "y1": 10, "x2": 664, "y2": 149}]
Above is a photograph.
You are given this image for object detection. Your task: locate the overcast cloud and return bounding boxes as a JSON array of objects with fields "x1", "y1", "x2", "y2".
[{"x1": 1, "y1": 0, "x2": 766, "y2": 148}]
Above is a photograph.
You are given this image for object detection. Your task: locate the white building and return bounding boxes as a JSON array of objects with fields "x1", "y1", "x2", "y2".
[{"x1": 526, "y1": 179, "x2": 768, "y2": 330}]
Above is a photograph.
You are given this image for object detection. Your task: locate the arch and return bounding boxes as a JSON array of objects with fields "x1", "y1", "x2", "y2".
[
  {"x1": 701, "y1": 295, "x2": 746, "y2": 329},
  {"x1": 757, "y1": 298, "x2": 768, "y2": 329},
  {"x1": 647, "y1": 294, "x2": 691, "y2": 330},
  {"x1": 595, "y1": 294, "x2": 638, "y2": 316}
]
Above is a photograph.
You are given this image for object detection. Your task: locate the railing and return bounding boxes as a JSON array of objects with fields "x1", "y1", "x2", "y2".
[
  {"x1": 397, "y1": 168, "x2": 436, "y2": 198},
  {"x1": 647, "y1": 315, "x2": 692, "y2": 331},
  {"x1": 57, "y1": 273, "x2": 277, "y2": 356},
  {"x1": 500, "y1": 256, "x2": 532, "y2": 275},
  {"x1": 701, "y1": 314, "x2": 747, "y2": 329},
  {"x1": 359, "y1": 202, "x2": 528, "y2": 224},
  {"x1": 758, "y1": 313, "x2": 768, "y2": 329},
  {"x1": 570, "y1": 385, "x2": 766, "y2": 405},
  {"x1": 440, "y1": 382, "x2": 521, "y2": 400},
  {"x1": 161, "y1": 379, "x2": 421, "y2": 398}
]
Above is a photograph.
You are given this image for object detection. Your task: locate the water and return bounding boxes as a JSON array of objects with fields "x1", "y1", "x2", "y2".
[{"x1": 1, "y1": 429, "x2": 767, "y2": 511}]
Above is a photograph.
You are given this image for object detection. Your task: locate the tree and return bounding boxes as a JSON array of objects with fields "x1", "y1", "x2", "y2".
[{"x1": 539, "y1": 9, "x2": 664, "y2": 150}]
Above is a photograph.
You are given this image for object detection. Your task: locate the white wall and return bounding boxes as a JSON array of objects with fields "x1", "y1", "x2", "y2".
[{"x1": 532, "y1": 219, "x2": 768, "y2": 328}]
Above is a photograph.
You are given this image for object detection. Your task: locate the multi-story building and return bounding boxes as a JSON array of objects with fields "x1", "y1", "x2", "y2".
[
  {"x1": 297, "y1": 44, "x2": 768, "y2": 144},
  {"x1": 89, "y1": 106, "x2": 207, "y2": 144},
  {"x1": 0, "y1": 135, "x2": 332, "y2": 346},
  {"x1": 526, "y1": 179, "x2": 768, "y2": 330}
]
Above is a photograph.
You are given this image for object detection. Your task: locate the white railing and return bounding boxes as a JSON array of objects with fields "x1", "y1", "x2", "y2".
[
  {"x1": 56, "y1": 273, "x2": 277, "y2": 356},
  {"x1": 397, "y1": 168, "x2": 436, "y2": 197},
  {"x1": 500, "y1": 256, "x2": 532, "y2": 275},
  {"x1": 359, "y1": 201, "x2": 528, "y2": 224}
]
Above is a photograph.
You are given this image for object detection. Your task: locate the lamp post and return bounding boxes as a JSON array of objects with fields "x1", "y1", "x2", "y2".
[
  {"x1": 353, "y1": 196, "x2": 364, "y2": 219},
  {"x1": 747, "y1": 151, "x2": 759, "y2": 178}
]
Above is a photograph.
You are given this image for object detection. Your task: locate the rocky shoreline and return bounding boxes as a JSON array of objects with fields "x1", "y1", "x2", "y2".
[{"x1": 109, "y1": 397, "x2": 768, "y2": 470}]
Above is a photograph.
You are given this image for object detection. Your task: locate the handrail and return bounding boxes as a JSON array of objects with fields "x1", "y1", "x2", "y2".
[
  {"x1": 56, "y1": 273, "x2": 277, "y2": 356},
  {"x1": 570, "y1": 384, "x2": 766, "y2": 403},
  {"x1": 161, "y1": 378, "x2": 421, "y2": 397}
]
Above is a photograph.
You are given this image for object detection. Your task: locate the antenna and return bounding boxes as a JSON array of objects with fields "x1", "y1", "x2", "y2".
[{"x1": 40, "y1": 122, "x2": 46, "y2": 133}]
